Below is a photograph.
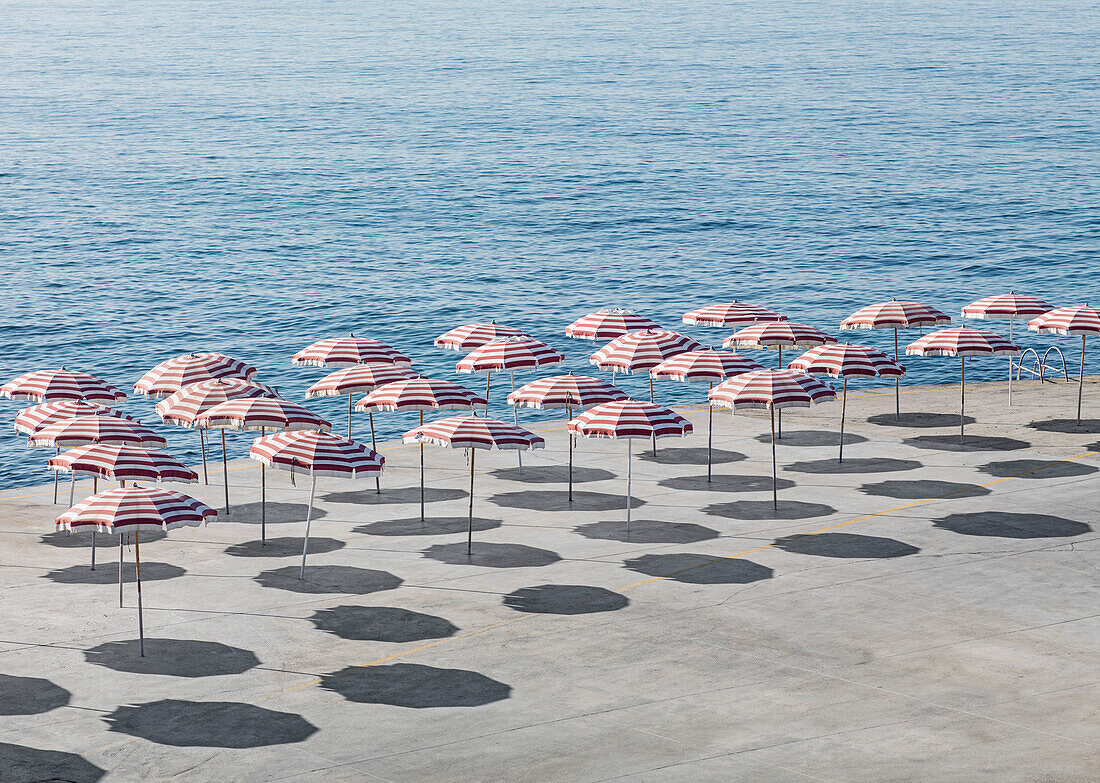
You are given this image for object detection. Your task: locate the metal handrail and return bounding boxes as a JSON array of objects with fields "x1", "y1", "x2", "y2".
[{"x1": 1014, "y1": 346, "x2": 1069, "y2": 382}]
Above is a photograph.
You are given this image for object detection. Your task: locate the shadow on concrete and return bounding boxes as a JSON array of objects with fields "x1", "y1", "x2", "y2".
[
  {"x1": 638, "y1": 446, "x2": 746, "y2": 465},
  {"x1": 785, "y1": 457, "x2": 922, "y2": 474},
  {"x1": 904, "y1": 434, "x2": 1031, "y2": 452},
  {"x1": 309, "y1": 606, "x2": 458, "y2": 643},
  {"x1": 322, "y1": 486, "x2": 467, "y2": 505},
  {"x1": 104, "y1": 700, "x2": 317, "y2": 747},
  {"x1": 1028, "y1": 418, "x2": 1100, "y2": 434},
  {"x1": 933, "y1": 512, "x2": 1092, "y2": 539},
  {"x1": 43, "y1": 562, "x2": 185, "y2": 585},
  {"x1": 0, "y1": 674, "x2": 70, "y2": 715},
  {"x1": 355, "y1": 516, "x2": 501, "y2": 537},
  {"x1": 868, "y1": 412, "x2": 975, "y2": 428},
  {"x1": 977, "y1": 459, "x2": 1099, "y2": 480},
  {"x1": 40, "y1": 529, "x2": 165, "y2": 548},
  {"x1": 1, "y1": 743, "x2": 105, "y2": 783},
  {"x1": 225, "y1": 502, "x2": 326, "y2": 525},
  {"x1": 774, "y1": 533, "x2": 920, "y2": 558},
  {"x1": 423, "y1": 542, "x2": 561, "y2": 568},
  {"x1": 84, "y1": 639, "x2": 260, "y2": 677},
  {"x1": 755, "y1": 429, "x2": 868, "y2": 447},
  {"x1": 490, "y1": 466, "x2": 616, "y2": 484},
  {"x1": 320, "y1": 664, "x2": 511, "y2": 708},
  {"x1": 255, "y1": 566, "x2": 403, "y2": 595},
  {"x1": 705, "y1": 500, "x2": 836, "y2": 521},
  {"x1": 503, "y1": 584, "x2": 629, "y2": 615},
  {"x1": 860, "y1": 479, "x2": 992, "y2": 500},
  {"x1": 574, "y1": 519, "x2": 719, "y2": 544},
  {"x1": 660, "y1": 474, "x2": 796, "y2": 493},
  {"x1": 489, "y1": 489, "x2": 642, "y2": 512},
  {"x1": 225, "y1": 537, "x2": 345, "y2": 558},
  {"x1": 623, "y1": 553, "x2": 773, "y2": 584}
]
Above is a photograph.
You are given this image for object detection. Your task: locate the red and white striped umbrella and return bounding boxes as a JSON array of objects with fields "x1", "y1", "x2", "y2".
[
  {"x1": 723, "y1": 322, "x2": 836, "y2": 358},
  {"x1": 49, "y1": 444, "x2": 198, "y2": 484},
  {"x1": 56, "y1": 485, "x2": 215, "y2": 657},
  {"x1": 788, "y1": 344, "x2": 904, "y2": 461},
  {"x1": 456, "y1": 337, "x2": 565, "y2": 374},
  {"x1": 434, "y1": 321, "x2": 529, "y2": 351},
  {"x1": 291, "y1": 334, "x2": 411, "y2": 368},
  {"x1": 682, "y1": 300, "x2": 785, "y2": 328},
  {"x1": 305, "y1": 363, "x2": 418, "y2": 439},
  {"x1": 962, "y1": 292, "x2": 1054, "y2": 404},
  {"x1": 590, "y1": 330, "x2": 702, "y2": 375},
  {"x1": 30, "y1": 416, "x2": 167, "y2": 449},
  {"x1": 134, "y1": 353, "x2": 258, "y2": 398},
  {"x1": 906, "y1": 328, "x2": 1021, "y2": 444},
  {"x1": 250, "y1": 430, "x2": 384, "y2": 578},
  {"x1": 709, "y1": 370, "x2": 835, "y2": 509},
  {"x1": 565, "y1": 308, "x2": 660, "y2": 341},
  {"x1": 403, "y1": 416, "x2": 544, "y2": 552},
  {"x1": 14, "y1": 401, "x2": 136, "y2": 436},
  {"x1": 1, "y1": 368, "x2": 125, "y2": 404},
  {"x1": 568, "y1": 400, "x2": 692, "y2": 530},
  {"x1": 1028, "y1": 305, "x2": 1100, "y2": 424}
]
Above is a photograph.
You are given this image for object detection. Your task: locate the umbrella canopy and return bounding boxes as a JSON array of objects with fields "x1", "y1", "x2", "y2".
[
  {"x1": 30, "y1": 416, "x2": 167, "y2": 449},
  {"x1": 195, "y1": 398, "x2": 331, "y2": 432},
  {"x1": 305, "y1": 364, "x2": 419, "y2": 400},
  {"x1": 49, "y1": 444, "x2": 198, "y2": 484},
  {"x1": 1, "y1": 368, "x2": 125, "y2": 404},
  {"x1": 291, "y1": 335, "x2": 410, "y2": 368},
  {"x1": 134, "y1": 353, "x2": 258, "y2": 399},
  {"x1": 723, "y1": 322, "x2": 836, "y2": 355},
  {"x1": 566, "y1": 308, "x2": 660, "y2": 341},
  {"x1": 1028, "y1": 305, "x2": 1100, "y2": 424},
  {"x1": 14, "y1": 400, "x2": 136, "y2": 436},
  {"x1": 590, "y1": 330, "x2": 702, "y2": 375},
  {"x1": 434, "y1": 321, "x2": 529, "y2": 351},
  {"x1": 357, "y1": 378, "x2": 488, "y2": 413},
  {"x1": 455, "y1": 337, "x2": 565, "y2": 374},
  {"x1": 682, "y1": 301, "x2": 785, "y2": 328},
  {"x1": 155, "y1": 378, "x2": 278, "y2": 427}
]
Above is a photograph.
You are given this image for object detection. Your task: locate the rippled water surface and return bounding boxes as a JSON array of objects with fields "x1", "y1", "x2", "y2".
[{"x1": 2, "y1": 0, "x2": 1097, "y2": 488}]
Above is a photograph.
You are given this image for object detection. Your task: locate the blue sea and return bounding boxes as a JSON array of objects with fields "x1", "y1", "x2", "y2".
[{"x1": 3, "y1": 0, "x2": 1097, "y2": 489}]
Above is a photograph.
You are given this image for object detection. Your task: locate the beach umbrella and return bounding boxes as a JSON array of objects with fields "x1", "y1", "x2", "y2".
[
  {"x1": 650, "y1": 348, "x2": 763, "y2": 480},
  {"x1": 507, "y1": 373, "x2": 627, "y2": 501},
  {"x1": 567, "y1": 401, "x2": 692, "y2": 531},
  {"x1": 195, "y1": 398, "x2": 330, "y2": 533},
  {"x1": 291, "y1": 334, "x2": 411, "y2": 368},
  {"x1": 434, "y1": 321, "x2": 529, "y2": 351},
  {"x1": 682, "y1": 300, "x2": 785, "y2": 328},
  {"x1": 134, "y1": 353, "x2": 258, "y2": 398},
  {"x1": 14, "y1": 400, "x2": 137, "y2": 504},
  {"x1": 1028, "y1": 305, "x2": 1100, "y2": 424},
  {"x1": 305, "y1": 363, "x2": 418, "y2": 441},
  {"x1": 1, "y1": 368, "x2": 125, "y2": 405},
  {"x1": 403, "y1": 416, "x2": 544, "y2": 553},
  {"x1": 565, "y1": 308, "x2": 660, "y2": 341},
  {"x1": 155, "y1": 378, "x2": 277, "y2": 485},
  {"x1": 788, "y1": 344, "x2": 904, "y2": 461},
  {"x1": 840, "y1": 299, "x2": 951, "y2": 417},
  {"x1": 905, "y1": 328, "x2": 1021, "y2": 444},
  {"x1": 56, "y1": 486, "x2": 216, "y2": 657},
  {"x1": 961, "y1": 292, "x2": 1053, "y2": 404},
  {"x1": 709, "y1": 370, "x2": 836, "y2": 509},
  {"x1": 250, "y1": 430, "x2": 383, "y2": 579},
  {"x1": 358, "y1": 377, "x2": 487, "y2": 520}
]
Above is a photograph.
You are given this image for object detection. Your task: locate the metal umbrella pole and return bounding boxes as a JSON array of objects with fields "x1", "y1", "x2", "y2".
[
  {"x1": 839, "y1": 376, "x2": 848, "y2": 462},
  {"x1": 1077, "y1": 335, "x2": 1087, "y2": 425},
  {"x1": 707, "y1": 382, "x2": 714, "y2": 482},
  {"x1": 567, "y1": 406, "x2": 574, "y2": 502},
  {"x1": 220, "y1": 429, "x2": 230, "y2": 514},
  {"x1": 777, "y1": 346, "x2": 783, "y2": 438},
  {"x1": 199, "y1": 430, "x2": 209, "y2": 484},
  {"x1": 511, "y1": 372, "x2": 522, "y2": 471},
  {"x1": 260, "y1": 427, "x2": 266, "y2": 544},
  {"x1": 118, "y1": 533, "x2": 124, "y2": 607},
  {"x1": 90, "y1": 474, "x2": 98, "y2": 569},
  {"x1": 419, "y1": 411, "x2": 425, "y2": 522},
  {"x1": 467, "y1": 448, "x2": 476, "y2": 554},
  {"x1": 347, "y1": 393, "x2": 353, "y2": 438},
  {"x1": 959, "y1": 356, "x2": 966, "y2": 446},
  {"x1": 135, "y1": 530, "x2": 145, "y2": 657},
  {"x1": 298, "y1": 473, "x2": 318, "y2": 580},
  {"x1": 368, "y1": 412, "x2": 380, "y2": 494},
  {"x1": 625, "y1": 438, "x2": 633, "y2": 533},
  {"x1": 648, "y1": 376, "x2": 657, "y2": 456},
  {"x1": 484, "y1": 372, "x2": 491, "y2": 416},
  {"x1": 52, "y1": 447, "x2": 59, "y2": 503},
  {"x1": 1008, "y1": 319, "x2": 1015, "y2": 405},
  {"x1": 770, "y1": 405, "x2": 778, "y2": 510},
  {"x1": 894, "y1": 328, "x2": 901, "y2": 419}
]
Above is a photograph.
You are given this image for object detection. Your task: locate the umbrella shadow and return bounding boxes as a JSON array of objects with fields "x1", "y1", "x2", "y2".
[
  {"x1": 0, "y1": 674, "x2": 70, "y2": 715},
  {"x1": 226, "y1": 502, "x2": 326, "y2": 525},
  {"x1": 785, "y1": 457, "x2": 922, "y2": 474},
  {"x1": 309, "y1": 606, "x2": 458, "y2": 642},
  {"x1": 860, "y1": 479, "x2": 992, "y2": 500},
  {"x1": 638, "y1": 447, "x2": 746, "y2": 465},
  {"x1": 322, "y1": 486, "x2": 467, "y2": 505},
  {"x1": 225, "y1": 537, "x2": 345, "y2": 558},
  {"x1": 933, "y1": 512, "x2": 1092, "y2": 539},
  {"x1": 423, "y1": 542, "x2": 562, "y2": 568},
  {"x1": 489, "y1": 466, "x2": 616, "y2": 484},
  {"x1": 904, "y1": 434, "x2": 1031, "y2": 452},
  {"x1": 867, "y1": 412, "x2": 976, "y2": 428},
  {"x1": 503, "y1": 584, "x2": 629, "y2": 615},
  {"x1": 104, "y1": 700, "x2": 317, "y2": 747},
  {"x1": 84, "y1": 639, "x2": 260, "y2": 677},
  {"x1": 574, "y1": 519, "x2": 719, "y2": 544},
  {"x1": 254, "y1": 566, "x2": 403, "y2": 595},
  {"x1": 355, "y1": 516, "x2": 501, "y2": 537},
  {"x1": 704, "y1": 500, "x2": 836, "y2": 520},
  {"x1": 623, "y1": 553, "x2": 773, "y2": 584},
  {"x1": 40, "y1": 529, "x2": 165, "y2": 548},
  {"x1": 320, "y1": 664, "x2": 511, "y2": 708},
  {"x1": 43, "y1": 562, "x2": 185, "y2": 585},
  {"x1": 660, "y1": 474, "x2": 796, "y2": 493},
  {"x1": 1028, "y1": 418, "x2": 1100, "y2": 434},
  {"x1": 977, "y1": 459, "x2": 1099, "y2": 480},
  {"x1": 489, "y1": 490, "x2": 643, "y2": 512},
  {"x1": 0, "y1": 743, "x2": 105, "y2": 783},
  {"x1": 755, "y1": 429, "x2": 868, "y2": 447},
  {"x1": 774, "y1": 533, "x2": 920, "y2": 558}
]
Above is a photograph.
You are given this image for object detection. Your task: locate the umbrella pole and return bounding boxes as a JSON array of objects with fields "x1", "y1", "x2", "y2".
[
  {"x1": 118, "y1": 533, "x2": 124, "y2": 607},
  {"x1": 369, "y1": 412, "x2": 380, "y2": 494},
  {"x1": 1078, "y1": 335, "x2": 1086, "y2": 425},
  {"x1": 135, "y1": 530, "x2": 145, "y2": 657},
  {"x1": 511, "y1": 372, "x2": 522, "y2": 471},
  {"x1": 467, "y1": 448, "x2": 476, "y2": 555},
  {"x1": 707, "y1": 383, "x2": 714, "y2": 482},
  {"x1": 260, "y1": 427, "x2": 266, "y2": 545},
  {"x1": 1008, "y1": 319, "x2": 1014, "y2": 405},
  {"x1": 199, "y1": 430, "x2": 209, "y2": 484},
  {"x1": 567, "y1": 406, "x2": 574, "y2": 503},
  {"x1": 770, "y1": 405, "x2": 778, "y2": 510},
  {"x1": 419, "y1": 411, "x2": 425, "y2": 522},
  {"x1": 53, "y1": 447, "x2": 59, "y2": 503},
  {"x1": 91, "y1": 529, "x2": 96, "y2": 570},
  {"x1": 298, "y1": 474, "x2": 317, "y2": 580},
  {"x1": 69, "y1": 473, "x2": 75, "y2": 507},
  {"x1": 485, "y1": 372, "x2": 491, "y2": 417},
  {"x1": 777, "y1": 347, "x2": 783, "y2": 438},
  {"x1": 649, "y1": 376, "x2": 657, "y2": 456},
  {"x1": 347, "y1": 393, "x2": 353, "y2": 438},
  {"x1": 894, "y1": 328, "x2": 900, "y2": 419},
  {"x1": 960, "y1": 356, "x2": 966, "y2": 446},
  {"x1": 220, "y1": 430, "x2": 229, "y2": 514},
  {"x1": 839, "y1": 377, "x2": 848, "y2": 463},
  {"x1": 626, "y1": 438, "x2": 633, "y2": 533}
]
